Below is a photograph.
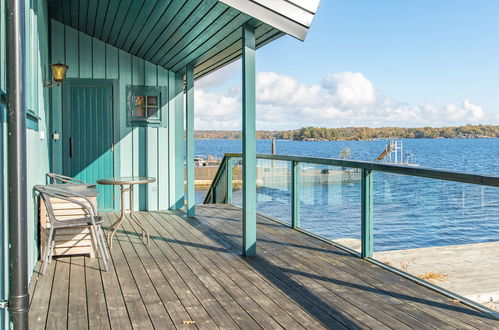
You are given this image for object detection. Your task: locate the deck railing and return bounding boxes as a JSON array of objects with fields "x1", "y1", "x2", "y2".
[
  {"x1": 204, "y1": 152, "x2": 499, "y2": 317},
  {"x1": 204, "y1": 152, "x2": 499, "y2": 258}
]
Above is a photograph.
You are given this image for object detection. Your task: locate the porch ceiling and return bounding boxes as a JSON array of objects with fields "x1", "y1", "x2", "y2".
[{"x1": 48, "y1": 0, "x2": 286, "y2": 80}]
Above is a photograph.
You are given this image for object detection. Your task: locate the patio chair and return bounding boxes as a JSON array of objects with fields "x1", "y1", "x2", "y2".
[
  {"x1": 46, "y1": 172, "x2": 85, "y2": 185},
  {"x1": 35, "y1": 185, "x2": 110, "y2": 274}
]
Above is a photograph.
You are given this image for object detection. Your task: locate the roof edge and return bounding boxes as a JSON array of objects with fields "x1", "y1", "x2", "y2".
[{"x1": 219, "y1": 0, "x2": 319, "y2": 41}]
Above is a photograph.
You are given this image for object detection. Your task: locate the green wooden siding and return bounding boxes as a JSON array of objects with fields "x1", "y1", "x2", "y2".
[
  {"x1": 0, "y1": 0, "x2": 51, "y2": 313},
  {"x1": 48, "y1": 0, "x2": 284, "y2": 80},
  {"x1": 50, "y1": 20, "x2": 184, "y2": 211}
]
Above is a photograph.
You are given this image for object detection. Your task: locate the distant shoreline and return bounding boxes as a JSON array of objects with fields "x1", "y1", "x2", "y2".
[{"x1": 195, "y1": 125, "x2": 499, "y2": 141}]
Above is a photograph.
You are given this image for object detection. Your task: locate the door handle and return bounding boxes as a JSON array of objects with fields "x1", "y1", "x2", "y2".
[{"x1": 69, "y1": 138, "x2": 73, "y2": 158}]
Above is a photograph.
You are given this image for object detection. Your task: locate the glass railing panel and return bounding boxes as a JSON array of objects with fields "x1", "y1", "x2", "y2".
[
  {"x1": 372, "y1": 172, "x2": 499, "y2": 308},
  {"x1": 253, "y1": 159, "x2": 292, "y2": 224},
  {"x1": 231, "y1": 158, "x2": 292, "y2": 224},
  {"x1": 299, "y1": 163, "x2": 362, "y2": 252},
  {"x1": 231, "y1": 157, "x2": 243, "y2": 206}
]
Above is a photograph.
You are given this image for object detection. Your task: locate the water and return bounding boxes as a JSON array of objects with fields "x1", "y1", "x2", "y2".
[{"x1": 194, "y1": 138, "x2": 499, "y2": 251}]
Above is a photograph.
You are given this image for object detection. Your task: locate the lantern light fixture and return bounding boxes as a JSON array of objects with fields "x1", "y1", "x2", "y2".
[{"x1": 44, "y1": 63, "x2": 69, "y2": 88}]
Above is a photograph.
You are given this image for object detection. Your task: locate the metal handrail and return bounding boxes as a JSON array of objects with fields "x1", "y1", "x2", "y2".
[
  {"x1": 219, "y1": 153, "x2": 499, "y2": 187},
  {"x1": 203, "y1": 156, "x2": 230, "y2": 204}
]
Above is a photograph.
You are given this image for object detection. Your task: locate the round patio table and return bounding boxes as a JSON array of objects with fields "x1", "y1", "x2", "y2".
[{"x1": 97, "y1": 176, "x2": 156, "y2": 248}]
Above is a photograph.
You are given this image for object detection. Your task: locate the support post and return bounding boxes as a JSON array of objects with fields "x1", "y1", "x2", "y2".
[
  {"x1": 291, "y1": 161, "x2": 300, "y2": 229},
  {"x1": 7, "y1": 0, "x2": 29, "y2": 328},
  {"x1": 242, "y1": 23, "x2": 256, "y2": 256},
  {"x1": 226, "y1": 158, "x2": 233, "y2": 204},
  {"x1": 185, "y1": 64, "x2": 195, "y2": 217},
  {"x1": 361, "y1": 169, "x2": 373, "y2": 258}
]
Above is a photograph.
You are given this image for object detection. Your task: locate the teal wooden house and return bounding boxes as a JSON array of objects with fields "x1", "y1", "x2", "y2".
[{"x1": 1, "y1": 0, "x2": 498, "y2": 329}]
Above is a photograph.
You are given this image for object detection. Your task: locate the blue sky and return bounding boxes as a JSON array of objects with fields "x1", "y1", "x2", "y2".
[{"x1": 196, "y1": 0, "x2": 499, "y2": 130}]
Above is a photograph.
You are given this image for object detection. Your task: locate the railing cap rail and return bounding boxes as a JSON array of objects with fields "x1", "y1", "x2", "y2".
[{"x1": 223, "y1": 153, "x2": 499, "y2": 187}]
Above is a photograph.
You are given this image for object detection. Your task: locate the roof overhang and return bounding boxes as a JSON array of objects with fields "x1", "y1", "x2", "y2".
[
  {"x1": 48, "y1": 0, "x2": 320, "y2": 80},
  {"x1": 219, "y1": 0, "x2": 320, "y2": 41}
]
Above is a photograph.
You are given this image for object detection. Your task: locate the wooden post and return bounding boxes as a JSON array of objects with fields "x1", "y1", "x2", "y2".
[
  {"x1": 361, "y1": 168, "x2": 373, "y2": 258},
  {"x1": 186, "y1": 64, "x2": 195, "y2": 217},
  {"x1": 292, "y1": 161, "x2": 300, "y2": 229},
  {"x1": 242, "y1": 23, "x2": 256, "y2": 257},
  {"x1": 226, "y1": 158, "x2": 233, "y2": 204}
]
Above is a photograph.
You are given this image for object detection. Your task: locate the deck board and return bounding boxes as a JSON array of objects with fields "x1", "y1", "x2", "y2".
[{"x1": 29, "y1": 204, "x2": 499, "y2": 329}]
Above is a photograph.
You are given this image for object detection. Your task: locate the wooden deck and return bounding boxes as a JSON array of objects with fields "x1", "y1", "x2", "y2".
[{"x1": 28, "y1": 204, "x2": 499, "y2": 329}]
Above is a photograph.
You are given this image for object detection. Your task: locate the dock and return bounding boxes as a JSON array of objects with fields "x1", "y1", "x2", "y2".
[
  {"x1": 375, "y1": 242, "x2": 499, "y2": 309},
  {"x1": 28, "y1": 204, "x2": 498, "y2": 329}
]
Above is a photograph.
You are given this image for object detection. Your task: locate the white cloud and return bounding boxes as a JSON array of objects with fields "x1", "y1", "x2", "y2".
[
  {"x1": 194, "y1": 71, "x2": 498, "y2": 130},
  {"x1": 322, "y1": 72, "x2": 376, "y2": 107},
  {"x1": 196, "y1": 61, "x2": 239, "y2": 89}
]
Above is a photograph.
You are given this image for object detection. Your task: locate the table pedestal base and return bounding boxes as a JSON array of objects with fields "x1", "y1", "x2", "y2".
[{"x1": 107, "y1": 184, "x2": 150, "y2": 248}]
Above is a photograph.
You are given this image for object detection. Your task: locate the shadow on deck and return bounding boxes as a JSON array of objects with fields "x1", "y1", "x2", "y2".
[{"x1": 29, "y1": 204, "x2": 499, "y2": 329}]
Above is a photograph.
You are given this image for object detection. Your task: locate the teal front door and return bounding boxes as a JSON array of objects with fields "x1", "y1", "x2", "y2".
[{"x1": 63, "y1": 79, "x2": 115, "y2": 210}]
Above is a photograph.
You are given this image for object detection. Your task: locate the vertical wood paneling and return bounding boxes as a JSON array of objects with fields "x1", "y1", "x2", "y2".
[
  {"x1": 51, "y1": 20, "x2": 65, "y2": 174},
  {"x1": 145, "y1": 61, "x2": 158, "y2": 210},
  {"x1": 105, "y1": 45, "x2": 120, "y2": 207},
  {"x1": 51, "y1": 21, "x2": 175, "y2": 212},
  {"x1": 92, "y1": 38, "x2": 106, "y2": 79},
  {"x1": 79, "y1": 33, "x2": 93, "y2": 78},
  {"x1": 65, "y1": 26, "x2": 79, "y2": 77},
  {"x1": 118, "y1": 49, "x2": 133, "y2": 209},
  {"x1": 131, "y1": 56, "x2": 145, "y2": 210},
  {"x1": 105, "y1": 44, "x2": 119, "y2": 79},
  {"x1": 26, "y1": 1, "x2": 51, "y2": 281}
]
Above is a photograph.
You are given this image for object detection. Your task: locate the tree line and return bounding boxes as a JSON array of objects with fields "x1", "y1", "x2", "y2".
[{"x1": 195, "y1": 125, "x2": 499, "y2": 141}]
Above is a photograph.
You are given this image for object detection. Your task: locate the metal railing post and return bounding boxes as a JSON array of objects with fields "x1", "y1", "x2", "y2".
[
  {"x1": 226, "y1": 158, "x2": 233, "y2": 203},
  {"x1": 361, "y1": 168, "x2": 374, "y2": 258},
  {"x1": 292, "y1": 161, "x2": 300, "y2": 229}
]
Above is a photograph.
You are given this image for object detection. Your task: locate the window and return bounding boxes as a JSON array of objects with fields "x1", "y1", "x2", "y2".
[{"x1": 127, "y1": 86, "x2": 167, "y2": 127}]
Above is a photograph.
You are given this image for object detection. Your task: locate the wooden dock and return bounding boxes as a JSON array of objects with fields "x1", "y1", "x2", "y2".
[
  {"x1": 28, "y1": 204, "x2": 499, "y2": 329},
  {"x1": 375, "y1": 242, "x2": 499, "y2": 308}
]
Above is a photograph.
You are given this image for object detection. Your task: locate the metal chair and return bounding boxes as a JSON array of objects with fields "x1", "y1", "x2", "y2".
[
  {"x1": 46, "y1": 172, "x2": 85, "y2": 185},
  {"x1": 35, "y1": 185, "x2": 110, "y2": 274}
]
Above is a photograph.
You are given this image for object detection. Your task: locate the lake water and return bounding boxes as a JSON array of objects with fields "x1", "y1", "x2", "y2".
[{"x1": 194, "y1": 138, "x2": 499, "y2": 252}]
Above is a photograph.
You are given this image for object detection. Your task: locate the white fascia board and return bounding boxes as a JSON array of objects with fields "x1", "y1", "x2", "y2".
[
  {"x1": 252, "y1": 0, "x2": 314, "y2": 27},
  {"x1": 219, "y1": 0, "x2": 310, "y2": 41},
  {"x1": 286, "y1": 0, "x2": 320, "y2": 14}
]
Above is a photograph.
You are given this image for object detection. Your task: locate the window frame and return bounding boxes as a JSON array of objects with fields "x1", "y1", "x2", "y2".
[{"x1": 127, "y1": 85, "x2": 167, "y2": 128}]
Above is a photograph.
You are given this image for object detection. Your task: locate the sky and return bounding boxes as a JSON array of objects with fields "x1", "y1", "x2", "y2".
[{"x1": 195, "y1": 0, "x2": 499, "y2": 131}]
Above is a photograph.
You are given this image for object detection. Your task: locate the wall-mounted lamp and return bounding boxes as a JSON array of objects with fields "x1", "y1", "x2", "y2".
[{"x1": 44, "y1": 63, "x2": 69, "y2": 88}]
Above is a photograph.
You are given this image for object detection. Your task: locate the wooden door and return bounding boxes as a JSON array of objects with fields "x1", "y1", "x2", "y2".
[{"x1": 63, "y1": 80, "x2": 114, "y2": 210}]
